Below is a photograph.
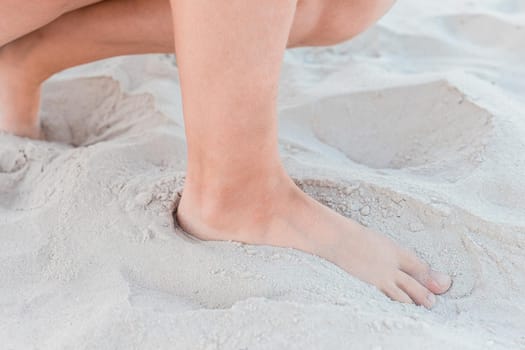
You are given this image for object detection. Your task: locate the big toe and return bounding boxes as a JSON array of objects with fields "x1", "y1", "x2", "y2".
[
  {"x1": 400, "y1": 250, "x2": 452, "y2": 294},
  {"x1": 427, "y1": 270, "x2": 452, "y2": 294}
]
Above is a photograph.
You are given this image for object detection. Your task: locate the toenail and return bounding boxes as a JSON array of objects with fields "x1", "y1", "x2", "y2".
[{"x1": 431, "y1": 271, "x2": 452, "y2": 289}]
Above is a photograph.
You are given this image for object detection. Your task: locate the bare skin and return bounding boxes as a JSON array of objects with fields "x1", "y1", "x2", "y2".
[
  {"x1": 0, "y1": 0, "x2": 103, "y2": 46},
  {"x1": 0, "y1": 0, "x2": 173, "y2": 138},
  {"x1": 0, "y1": 0, "x2": 451, "y2": 308}
]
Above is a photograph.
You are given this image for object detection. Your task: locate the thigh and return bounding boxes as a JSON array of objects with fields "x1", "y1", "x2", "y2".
[
  {"x1": 0, "y1": 0, "x2": 104, "y2": 46},
  {"x1": 62, "y1": 0, "x2": 104, "y2": 13},
  {"x1": 290, "y1": 0, "x2": 396, "y2": 47}
]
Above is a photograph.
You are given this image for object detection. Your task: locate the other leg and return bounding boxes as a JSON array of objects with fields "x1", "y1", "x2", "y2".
[{"x1": 0, "y1": 0, "x2": 103, "y2": 46}]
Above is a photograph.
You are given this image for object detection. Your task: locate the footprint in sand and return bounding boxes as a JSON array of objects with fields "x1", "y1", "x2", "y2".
[
  {"x1": 40, "y1": 77, "x2": 172, "y2": 147},
  {"x1": 283, "y1": 80, "x2": 493, "y2": 181},
  {"x1": 431, "y1": 13, "x2": 525, "y2": 54}
]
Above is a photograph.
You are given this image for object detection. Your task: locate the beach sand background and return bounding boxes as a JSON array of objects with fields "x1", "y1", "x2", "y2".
[{"x1": 1, "y1": 0, "x2": 524, "y2": 348}]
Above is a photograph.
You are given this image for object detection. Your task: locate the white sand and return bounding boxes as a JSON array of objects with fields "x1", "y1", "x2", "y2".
[{"x1": 1, "y1": 0, "x2": 524, "y2": 349}]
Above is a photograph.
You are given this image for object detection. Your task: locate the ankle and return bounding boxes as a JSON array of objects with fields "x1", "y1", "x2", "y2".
[
  {"x1": 0, "y1": 41, "x2": 44, "y2": 139},
  {"x1": 0, "y1": 32, "x2": 51, "y2": 86},
  {"x1": 177, "y1": 165, "x2": 296, "y2": 239}
]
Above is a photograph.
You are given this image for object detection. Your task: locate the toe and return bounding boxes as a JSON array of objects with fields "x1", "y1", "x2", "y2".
[
  {"x1": 382, "y1": 283, "x2": 414, "y2": 305},
  {"x1": 427, "y1": 270, "x2": 452, "y2": 294},
  {"x1": 399, "y1": 249, "x2": 431, "y2": 281},
  {"x1": 396, "y1": 271, "x2": 435, "y2": 308},
  {"x1": 399, "y1": 250, "x2": 452, "y2": 295}
]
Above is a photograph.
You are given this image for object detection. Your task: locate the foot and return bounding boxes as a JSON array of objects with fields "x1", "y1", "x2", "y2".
[
  {"x1": 177, "y1": 171, "x2": 452, "y2": 308},
  {"x1": 0, "y1": 39, "x2": 44, "y2": 139}
]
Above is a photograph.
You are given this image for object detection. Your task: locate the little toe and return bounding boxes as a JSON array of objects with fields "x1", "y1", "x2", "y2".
[
  {"x1": 382, "y1": 283, "x2": 414, "y2": 305},
  {"x1": 396, "y1": 271, "x2": 435, "y2": 308}
]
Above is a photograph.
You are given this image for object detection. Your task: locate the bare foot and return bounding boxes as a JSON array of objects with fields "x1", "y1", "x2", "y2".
[
  {"x1": 177, "y1": 172, "x2": 452, "y2": 308},
  {"x1": 0, "y1": 39, "x2": 43, "y2": 139}
]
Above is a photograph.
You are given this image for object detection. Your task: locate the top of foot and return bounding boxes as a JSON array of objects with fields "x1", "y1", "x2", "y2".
[{"x1": 176, "y1": 175, "x2": 452, "y2": 309}]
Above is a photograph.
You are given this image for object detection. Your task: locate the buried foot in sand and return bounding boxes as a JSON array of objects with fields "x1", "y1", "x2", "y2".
[
  {"x1": 177, "y1": 168, "x2": 452, "y2": 309},
  {"x1": 174, "y1": 0, "x2": 451, "y2": 308}
]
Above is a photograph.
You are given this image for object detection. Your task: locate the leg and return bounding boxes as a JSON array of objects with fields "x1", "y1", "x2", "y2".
[
  {"x1": 0, "y1": 0, "x2": 174, "y2": 138},
  {"x1": 0, "y1": 0, "x2": 388, "y2": 138},
  {"x1": 172, "y1": 0, "x2": 451, "y2": 308},
  {"x1": 0, "y1": 0, "x2": 103, "y2": 46},
  {"x1": 0, "y1": 0, "x2": 451, "y2": 306}
]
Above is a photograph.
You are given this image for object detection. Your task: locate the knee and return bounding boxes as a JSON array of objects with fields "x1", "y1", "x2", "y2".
[
  {"x1": 57, "y1": 0, "x2": 102, "y2": 14},
  {"x1": 296, "y1": 0, "x2": 396, "y2": 47}
]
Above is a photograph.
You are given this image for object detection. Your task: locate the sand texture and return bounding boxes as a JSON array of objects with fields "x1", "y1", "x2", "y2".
[{"x1": 1, "y1": 0, "x2": 524, "y2": 349}]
